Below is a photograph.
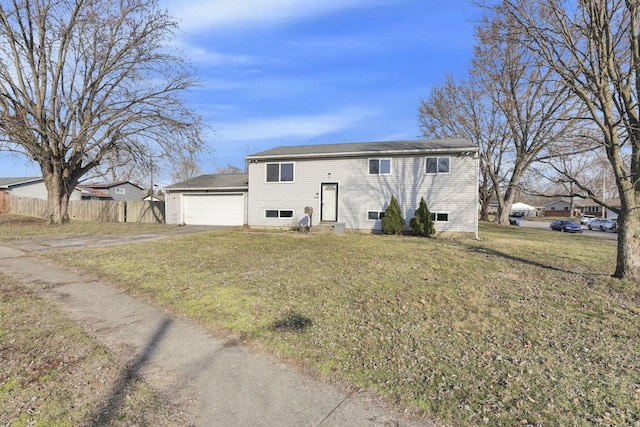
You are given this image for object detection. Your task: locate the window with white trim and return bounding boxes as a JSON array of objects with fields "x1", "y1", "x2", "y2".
[
  {"x1": 429, "y1": 212, "x2": 449, "y2": 222},
  {"x1": 367, "y1": 211, "x2": 385, "y2": 220},
  {"x1": 265, "y1": 209, "x2": 294, "y2": 218},
  {"x1": 266, "y1": 162, "x2": 294, "y2": 182},
  {"x1": 369, "y1": 159, "x2": 391, "y2": 175},
  {"x1": 425, "y1": 157, "x2": 450, "y2": 174}
]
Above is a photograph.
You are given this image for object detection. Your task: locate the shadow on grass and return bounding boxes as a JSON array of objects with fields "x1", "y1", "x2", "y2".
[
  {"x1": 271, "y1": 312, "x2": 313, "y2": 332},
  {"x1": 453, "y1": 240, "x2": 596, "y2": 277},
  {"x1": 89, "y1": 317, "x2": 172, "y2": 427}
]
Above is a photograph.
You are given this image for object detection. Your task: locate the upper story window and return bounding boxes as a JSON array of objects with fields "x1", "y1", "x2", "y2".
[
  {"x1": 115, "y1": 188, "x2": 126, "y2": 194},
  {"x1": 369, "y1": 159, "x2": 391, "y2": 175},
  {"x1": 266, "y1": 162, "x2": 294, "y2": 182},
  {"x1": 425, "y1": 157, "x2": 450, "y2": 174}
]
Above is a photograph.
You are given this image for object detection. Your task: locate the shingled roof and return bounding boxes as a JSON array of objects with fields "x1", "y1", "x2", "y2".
[
  {"x1": 246, "y1": 139, "x2": 477, "y2": 160},
  {"x1": 165, "y1": 173, "x2": 249, "y2": 191},
  {"x1": 0, "y1": 177, "x2": 42, "y2": 188}
]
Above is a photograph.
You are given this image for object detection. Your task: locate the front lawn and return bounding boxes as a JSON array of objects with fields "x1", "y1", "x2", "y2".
[{"x1": 48, "y1": 223, "x2": 639, "y2": 426}]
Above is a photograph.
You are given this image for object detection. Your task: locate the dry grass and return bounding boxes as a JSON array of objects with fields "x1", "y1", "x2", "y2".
[
  {"x1": 0, "y1": 275, "x2": 193, "y2": 426},
  {"x1": 0, "y1": 213, "x2": 179, "y2": 240},
  {"x1": 39, "y1": 222, "x2": 640, "y2": 426}
]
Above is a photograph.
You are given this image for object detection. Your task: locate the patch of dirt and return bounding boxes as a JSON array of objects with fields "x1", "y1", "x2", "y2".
[{"x1": 0, "y1": 213, "x2": 46, "y2": 225}]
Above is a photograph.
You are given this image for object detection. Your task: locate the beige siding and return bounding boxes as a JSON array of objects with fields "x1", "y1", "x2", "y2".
[{"x1": 248, "y1": 153, "x2": 478, "y2": 233}]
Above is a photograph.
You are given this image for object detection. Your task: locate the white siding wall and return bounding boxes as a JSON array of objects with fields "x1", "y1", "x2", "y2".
[
  {"x1": 9, "y1": 181, "x2": 81, "y2": 201},
  {"x1": 165, "y1": 191, "x2": 181, "y2": 224},
  {"x1": 247, "y1": 153, "x2": 478, "y2": 233}
]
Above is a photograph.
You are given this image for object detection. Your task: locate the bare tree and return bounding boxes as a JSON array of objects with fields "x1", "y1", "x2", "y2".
[
  {"x1": 215, "y1": 164, "x2": 244, "y2": 175},
  {"x1": 420, "y1": 13, "x2": 581, "y2": 225},
  {"x1": 472, "y1": 12, "x2": 582, "y2": 224},
  {"x1": 169, "y1": 150, "x2": 203, "y2": 184},
  {"x1": 419, "y1": 74, "x2": 508, "y2": 222},
  {"x1": 495, "y1": 0, "x2": 640, "y2": 280},
  {"x1": 0, "y1": 0, "x2": 205, "y2": 223}
]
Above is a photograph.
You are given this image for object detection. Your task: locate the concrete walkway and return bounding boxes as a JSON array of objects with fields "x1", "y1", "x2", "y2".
[{"x1": 0, "y1": 241, "x2": 430, "y2": 427}]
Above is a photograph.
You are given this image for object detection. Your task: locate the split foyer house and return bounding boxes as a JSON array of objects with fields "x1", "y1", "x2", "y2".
[{"x1": 165, "y1": 139, "x2": 479, "y2": 235}]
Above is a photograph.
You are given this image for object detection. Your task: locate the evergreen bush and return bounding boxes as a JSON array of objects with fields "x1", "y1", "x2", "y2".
[
  {"x1": 410, "y1": 196, "x2": 436, "y2": 237},
  {"x1": 381, "y1": 195, "x2": 405, "y2": 235}
]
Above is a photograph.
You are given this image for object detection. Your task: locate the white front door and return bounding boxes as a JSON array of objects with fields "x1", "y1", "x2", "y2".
[{"x1": 321, "y1": 183, "x2": 338, "y2": 222}]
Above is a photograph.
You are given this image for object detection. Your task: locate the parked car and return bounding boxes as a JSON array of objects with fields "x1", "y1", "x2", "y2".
[
  {"x1": 550, "y1": 220, "x2": 583, "y2": 233},
  {"x1": 588, "y1": 218, "x2": 616, "y2": 232},
  {"x1": 580, "y1": 215, "x2": 595, "y2": 225}
]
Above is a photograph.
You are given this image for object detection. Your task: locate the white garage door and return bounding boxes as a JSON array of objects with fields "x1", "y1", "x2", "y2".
[{"x1": 183, "y1": 194, "x2": 244, "y2": 226}]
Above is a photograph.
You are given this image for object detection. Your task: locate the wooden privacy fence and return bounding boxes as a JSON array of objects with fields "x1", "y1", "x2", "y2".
[{"x1": 5, "y1": 194, "x2": 165, "y2": 223}]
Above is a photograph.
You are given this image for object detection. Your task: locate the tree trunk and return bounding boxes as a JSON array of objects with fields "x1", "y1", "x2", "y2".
[
  {"x1": 479, "y1": 187, "x2": 491, "y2": 222},
  {"x1": 614, "y1": 205, "x2": 640, "y2": 281},
  {"x1": 496, "y1": 186, "x2": 518, "y2": 225},
  {"x1": 43, "y1": 172, "x2": 73, "y2": 224}
]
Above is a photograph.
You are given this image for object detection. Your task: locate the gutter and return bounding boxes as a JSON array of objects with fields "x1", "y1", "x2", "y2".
[
  {"x1": 246, "y1": 148, "x2": 479, "y2": 161},
  {"x1": 165, "y1": 187, "x2": 248, "y2": 192}
]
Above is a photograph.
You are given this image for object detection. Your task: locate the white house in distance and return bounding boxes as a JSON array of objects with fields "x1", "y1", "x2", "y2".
[{"x1": 165, "y1": 139, "x2": 479, "y2": 236}]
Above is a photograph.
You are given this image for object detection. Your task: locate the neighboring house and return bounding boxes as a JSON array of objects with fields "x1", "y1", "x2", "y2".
[
  {"x1": 604, "y1": 199, "x2": 621, "y2": 220},
  {"x1": 165, "y1": 174, "x2": 249, "y2": 226},
  {"x1": 544, "y1": 199, "x2": 581, "y2": 217},
  {"x1": 544, "y1": 198, "x2": 609, "y2": 218},
  {"x1": 78, "y1": 181, "x2": 145, "y2": 201},
  {"x1": 0, "y1": 177, "x2": 82, "y2": 211},
  {"x1": 578, "y1": 199, "x2": 604, "y2": 218},
  {"x1": 78, "y1": 187, "x2": 112, "y2": 200}
]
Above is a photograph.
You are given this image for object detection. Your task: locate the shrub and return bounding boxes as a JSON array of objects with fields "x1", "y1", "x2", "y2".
[
  {"x1": 381, "y1": 195, "x2": 405, "y2": 235},
  {"x1": 410, "y1": 196, "x2": 435, "y2": 237}
]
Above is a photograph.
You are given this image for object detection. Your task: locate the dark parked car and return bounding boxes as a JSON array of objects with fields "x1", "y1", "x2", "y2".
[
  {"x1": 588, "y1": 218, "x2": 616, "y2": 232},
  {"x1": 550, "y1": 220, "x2": 583, "y2": 233}
]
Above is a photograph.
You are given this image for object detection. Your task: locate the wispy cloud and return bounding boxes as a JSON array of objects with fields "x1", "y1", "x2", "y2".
[
  {"x1": 214, "y1": 107, "x2": 379, "y2": 142},
  {"x1": 169, "y1": 0, "x2": 388, "y2": 32}
]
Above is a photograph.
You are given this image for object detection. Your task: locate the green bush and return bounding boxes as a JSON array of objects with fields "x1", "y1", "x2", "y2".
[
  {"x1": 410, "y1": 197, "x2": 435, "y2": 237},
  {"x1": 381, "y1": 195, "x2": 405, "y2": 235}
]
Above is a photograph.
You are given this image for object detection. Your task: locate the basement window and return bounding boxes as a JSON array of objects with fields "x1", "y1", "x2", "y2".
[
  {"x1": 367, "y1": 211, "x2": 385, "y2": 220},
  {"x1": 265, "y1": 210, "x2": 294, "y2": 218},
  {"x1": 429, "y1": 212, "x2": 450, "y2": 222}
]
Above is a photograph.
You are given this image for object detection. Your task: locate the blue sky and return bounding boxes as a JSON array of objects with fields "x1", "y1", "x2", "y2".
[{"x1": 0, "y1": 0, "x2": 479, "y2": 184}]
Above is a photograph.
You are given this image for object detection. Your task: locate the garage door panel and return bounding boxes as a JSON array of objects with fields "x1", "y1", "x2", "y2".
[{"x1": 184, "y1": 194, "x2": 244, "y2": 226}]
